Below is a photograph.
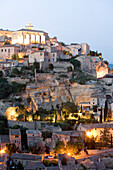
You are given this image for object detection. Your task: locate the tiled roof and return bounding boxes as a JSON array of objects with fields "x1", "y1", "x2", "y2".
[
  {"x1": 0, "y1": 135, "x2": 10, "y2": 143},
  {"x1": 11, "y1": 153, "x2": 42, "y2": 160},
  {"x1": 18, "y1": 28, "x2": 47, "y2": 34},
  {"x1": 25, "y1": 161, "x2": 45, "y2": 170},
  {"x1": 79, "y1": 123, "x2": 113, "y2": 130},
  {"x1": 26, "y1": 130, "x2": 41, "y2": 134},
  {"x1": 9, "y1": 129, "x2": 21, "y2": 135}
]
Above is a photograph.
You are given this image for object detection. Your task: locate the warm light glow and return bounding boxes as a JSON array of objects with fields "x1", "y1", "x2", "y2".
[
  {"x1": 86, "y1": 131, "x2": 92, "y2": 138},
  {"x1": 86, "y1": 129, "x2": 98, "y2": 139},
  {"x1": 68, "y1": 153, "x2": 70, "y2": 156},
  {"x1": 95, "y1": 61, "x2": 109, "y2": 78},
  {"x1": 0, "y1": 149, "x2": 5, "y2": 154},
  {"x1": 5, "y1": 107, "x2": 18, "y2": 120}
]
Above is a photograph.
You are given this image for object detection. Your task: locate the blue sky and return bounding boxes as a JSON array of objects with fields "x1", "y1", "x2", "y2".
[{"x1": 1, "y1": 0, "x2": 113, "y2": 63}]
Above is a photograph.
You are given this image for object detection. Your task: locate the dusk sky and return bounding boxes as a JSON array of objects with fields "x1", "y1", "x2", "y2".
[{"x1": 1, "y1": 0, "x2": 113, "y2": 63}]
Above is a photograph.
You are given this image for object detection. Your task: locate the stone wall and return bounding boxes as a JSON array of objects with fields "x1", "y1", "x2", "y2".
[
  {"x1": 7, "y1": 77, "x2": 29, "y2": 84},
  {"x1": 8, "y1": 120, "x2": 47, "y2": 130}
]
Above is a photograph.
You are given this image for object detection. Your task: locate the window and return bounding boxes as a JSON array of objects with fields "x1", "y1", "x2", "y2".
[
  {"x1": 8, "y1": 49, "x2": 10, "y2": 53},
  {"x1": 1, "y1": 49, "x2": 3, "y2": 52},
  {"x1": 5, "y1": 49, "x2": 7, "y2": 52},
  {"x1": 40, "y1": 53, "x2": 42, "y2": 56},
  {"x1": 15, "y1": 135, "x2": 19, "y2": 138},
  {"x1": 24, "y1": 35, "x2": 26, "y2": 39},
  {"x1": 53, "y1": 53, "x2": 55, "y2": 57}
]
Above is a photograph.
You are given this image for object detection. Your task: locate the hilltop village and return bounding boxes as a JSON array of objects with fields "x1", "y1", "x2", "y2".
[{"x1": 0, "y1": 23, "x2": 113, "y2": 169}]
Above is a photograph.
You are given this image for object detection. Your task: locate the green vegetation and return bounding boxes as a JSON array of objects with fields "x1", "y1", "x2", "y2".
[
  {"x1": 54, "y1": 137, "x2": 83, "y2": 156},
  {"x1": 54, "y1": 140, "x2": 65, "y2": 154},
  {"x1": 0, "y1": 71, "x2": 3, "y2": 77},
  {"x1": 0, "y1": 78, "x2": 26, "y2": 99},
  {"x1": 49, "y1": 63, "x2": 54, "y2": 71},
  {"x1": 89, "y1": 50, "x2": 102, "y2": 57},
  {"x1": 99, "y1": 126, "x2": 111, "y2": 148},
  {"x1": 11, "y1": 54, "x2": 19, "y2": 60},
  {"x1": 104, "y1": 100, "x2": 108, "y2": 121},
  {"x1": 4, "y1": 40, "x2": 10, "y2": 45},
  {"x1": 42, "y1": 131, "x2": 52, "y2": 140},
  {"x1": 85, "y1": 135, "x2": 96, "y2": 149},
  {"x1": 0, "y1": 115, "x2": 9, "y2": 135},
  {"x1": 11, "y1": 82, "x2": 26, "y2": 94},
  {"x1": 6, "y1": 143, "x2": 21, "y2": 156},
  {"x1": 70, "y1": 71, "x2": 97, "y2": 85},
  {"x1": 0, "y1": 78, "x2": 12, "y2": 99},
  {"x1": 59, "y1": 74, "x2": 69, "y2": 78},
  {"x1": 43, "y1": 160, "x2": 58, "y2": 167}
]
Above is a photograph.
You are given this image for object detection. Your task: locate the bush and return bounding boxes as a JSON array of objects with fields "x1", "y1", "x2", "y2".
[{"x1": 43, "y1": 160, "x2": 58, "y2": 167}]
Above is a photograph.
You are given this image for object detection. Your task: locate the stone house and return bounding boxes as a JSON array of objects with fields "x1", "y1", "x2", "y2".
[
  {"x1": 26, "y1": 130, "x2": 41, "y2": 147},
  {"x1": 0, "y1": 45, "x2": 20, "y2": 59},
  {"x1": 77, "y1": 123, "x2": 113, "y2": 141},
  {"x1": 9, "y1": 129, "x2": 21, "y2": 150},
  {"x1": 0, "y1": 59, "x2": 18, "y2": 70},
  {"x1": 10, "y1": 153, "x2": 42, "y2": 168},
  {"x1": 0, "y1": 135, "x2": 10, "y2": 151},
  {"x1": 25, "y1": 161, "x2": 46, "y2": 170},
  {"x1": 0, "y1": 153, "x2": 9, "y2": 170},
  {"x1": 52, "y1": 131, "x2": 84, "y2": 145}
]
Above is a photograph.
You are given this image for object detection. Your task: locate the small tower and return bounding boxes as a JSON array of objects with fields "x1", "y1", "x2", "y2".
[{"x1": 25, "y1": 21, "x2": 34, "y2": 30}]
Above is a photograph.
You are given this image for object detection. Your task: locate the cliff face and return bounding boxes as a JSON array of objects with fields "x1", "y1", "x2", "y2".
[{"x1": 26, "y1": 79, "x2": 103, "y2": 110}]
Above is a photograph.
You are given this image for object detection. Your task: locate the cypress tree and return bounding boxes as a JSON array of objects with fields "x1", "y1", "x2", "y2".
[{"x1": 104, "y1": 100, "x2": 108, "y2": 121}]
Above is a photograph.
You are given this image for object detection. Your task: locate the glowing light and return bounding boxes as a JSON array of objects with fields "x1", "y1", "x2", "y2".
[
  {"x1": 68, "y1": 153, "x2": 70, "y2": 156},
  {"x1": 0, "y1": 149, "x2": 5, "y2": 154},
  {"x1": 86, "y1": 131, "x2": 92, "y2": 138}
]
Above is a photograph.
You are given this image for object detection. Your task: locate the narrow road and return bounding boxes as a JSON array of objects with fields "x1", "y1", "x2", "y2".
[{"x1": 75, "y1": 148, "x2": 113, "y2": 160}]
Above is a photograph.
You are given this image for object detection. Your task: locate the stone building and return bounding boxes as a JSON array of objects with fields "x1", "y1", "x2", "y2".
[
  {"x1": 9, "y1": 129, "x2": 21, "y2": 150},
  {"x1": 0, "y1": 45, "x2": 20, "y2": 59},
  {"x1": 10, "y1": 153, "x2": 42, "y2": 168},
  {"x1": 12, "y1": 22, "x2": 49, "y2": 45},
  {"x1": 26, "y1": 130, "x2": 41, "y2": 147}
]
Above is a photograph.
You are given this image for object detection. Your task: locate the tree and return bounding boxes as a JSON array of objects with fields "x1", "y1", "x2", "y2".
[
  {"x1": 104, "y1": 100, "x2": 108, "y2": 121},
  {"x1": 62, "y1": 101, "x2": 78, "y2": 116},
  {"x1": 11, "y1": 68, "x2": 20, "y2": 76},
  {"x1": 93, "y1": 105, "x2": 97, "y2": 112},
  {"x1": 6, "y1": 144, "x2": 21, "y2": 156},
  {"x1": 4, "y1": 40, "x2": 10, "y2": 45},
  {"x1": 69, "y1": 58, "x2": 80, "y2": 70},
  {"x1": 30, "y1": 140, "x2": 46, "y2": 154},
  {"x1": 0, "y1": 78, "x2": 12, "y2": 99},
  {"x1": 85, "y1": 135, "x2": 96, "y2": 149},
  {"x1": 54, "y1": 140, "x2": 65, "y2": 155},
  {"x1": 11, "y1": 54, "x2": 19, "y2": 60},
  {"x1": 16, "y1": 162, "x2": 24, "y2": 170},
  {"x1": 65, "y1": 139, "x2": 83, "y2": 156},
  {"x1": 100, "y1": 107, "x2": 102, "y2": 123},
  {"x1": 49, "y1": 64, "x2": 54, "y2": 71},
  {"x1": 0, "y1": 71, "x2": 3, "y2": 77},
  {"x1": 16, "y1": 114, "x2": 25, "y2": 122},
  {"x1": 80, "y1": 105, "x2": 82, "y2": 113},
  {"x1": 67, "y1": 66, "x2": 72, "y2": 72},
  {"x1": 42, "y1": 131, "x2": 52, "y2": 141},
  {"x1": 15, "y1": 105, "x2": 29, "y2": 122},
  {"x1": 100, "y1": 126, "x2": 111, "y2": 148},
  {"x1": 104, "y1": 60, "x2": 109, "y2": 65}
]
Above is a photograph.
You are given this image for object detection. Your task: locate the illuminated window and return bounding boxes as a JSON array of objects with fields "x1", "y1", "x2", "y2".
[{"x1": 24, "y1": 35, "x2": 27, "y2": 39}]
